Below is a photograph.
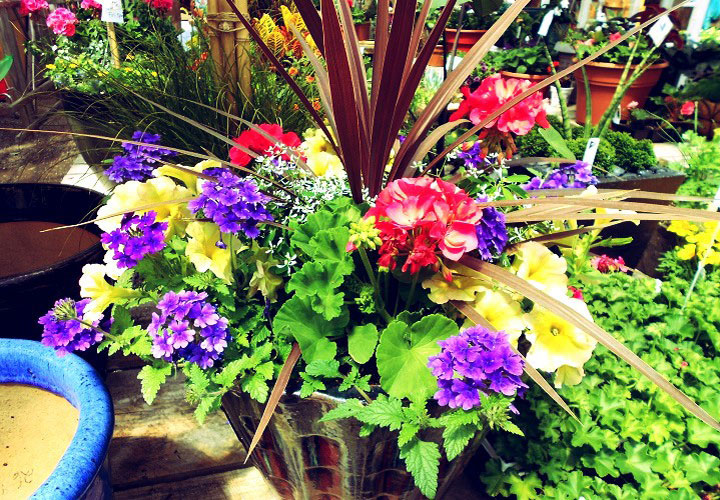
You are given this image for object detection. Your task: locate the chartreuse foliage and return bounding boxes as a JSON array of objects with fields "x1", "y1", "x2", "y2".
[
  {"x1": 480, "y1": 267, "x2": 720, "y2": 498},
  {"x1": 270, "y1": 197, "x2": 522, "y2": 498}
]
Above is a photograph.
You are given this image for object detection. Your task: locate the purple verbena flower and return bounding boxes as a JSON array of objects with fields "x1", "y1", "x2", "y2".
[
  {"x1": 38, "y1": 298, "x2": 104, "y2": 356},
  {"x1": 188, "y1": 168, "x2": 273, "y2": 239},
  {"x1": 427, "y1": 326, "x2": 527, "y2": 410},
  {"x1": 101, "y1": 211, "x2": 168, "y2": 269},
  {"x1": 457, "y1": 141, "x2": 493, "y2": 169},
  {"x1": 475, "y1": 196, "x2": 508, "y2": 261},
  {"x1": 523, "y1": 161, "x2": 598, "y2": 191},
  {"x1": 147, "y1": 290, "x2": 230, "y2": 369},
  {"x1": 106, "y1": 130, "x2": 177, "y2": 183}
]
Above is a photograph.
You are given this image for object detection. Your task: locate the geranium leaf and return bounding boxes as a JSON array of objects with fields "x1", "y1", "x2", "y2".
[
  {"x1": 287, "y1": 261, "x2": 347, "y2": 320},
  {"x1": 682, "y1": 452, "x2": 720, "y2": 485},
  {"x1": 273, "y1": 295, "x2": 346, "y2": 363},
  {"x1": 348, "y1": 324, "x2": 379, "y2": 364},
  {"x1": 400, "y1": 439, "x2": 441, "y2": 499},
  {"x1": 307, "y1": 227, "x2": 354, "y2": 275},
  {"x1": 376, "y1": 314, "x2": 458, "y2": 402},
  {"x1": 290, "y1": 209, "x2": 353, "y2": 256},
  {"x1": 617, "y1": 443, "x2": 654, "y2": 482}
]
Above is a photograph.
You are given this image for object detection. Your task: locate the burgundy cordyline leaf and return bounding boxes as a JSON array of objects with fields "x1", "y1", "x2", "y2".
[{"x1": 292, "y1": 0, "x2": 324, "y2": 54}]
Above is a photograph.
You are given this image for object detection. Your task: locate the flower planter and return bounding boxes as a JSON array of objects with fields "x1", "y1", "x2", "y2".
[
  {"x1": 428, "y1": 44, "x2": 445, "y2": 68},
  {"x1": 594, "y1": 169, "x2": 686, "y2": 272},
  {"x1": 573, "y1": 60, "x2": 669, "y2": 125},
  {"x1": 222, "y1": 390, "x2": 483, "y2": 499},
  {"x1": 60, "y1": 91, "x2": 116, "y2": 168},
  {"x1": 444, "y1": 29, "x2": 487, "y2": 54},
  {"x1": 354, "y1": 22, "x2": 371, "y2": 41},
  {"x1": 0, "y1": 183, "x2": 106, "y2": 372},
  {"x1": 0, "y1": 338, "x2": 113, "y2": 499},
  {"x1": 499, "y1": 71, "x2": 548, "y2": 94}
]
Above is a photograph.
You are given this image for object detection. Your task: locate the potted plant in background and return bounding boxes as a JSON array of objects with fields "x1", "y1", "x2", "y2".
[
  {"x1": 26, "y1": 1, "x2": 720, "y2": 498},
  {"x1": 351, "y1": 0, "x2": 376, "y2": 41},
  {"x1": 496, "y1": 44, "x2": 558, "y2": 93},
  {"x1": 569, "y1": 18, "x2": 670, "y2": 126},
  {"x1": 444, "y1": 0, "x2": 504, "y2": 54}
]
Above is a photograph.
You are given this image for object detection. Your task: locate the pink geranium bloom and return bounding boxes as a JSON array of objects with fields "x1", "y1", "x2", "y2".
[
  {"x1": 609, "y1": 32, "x2": 622, "y2": 42},
  {"x1": 681, "y1": 101, "x2": 695, "y2": 116},
  {"x1": 450, "y1": 74, "x2": 549, "y2": 137},
  {"x1": 81, "y1": 0, "x2": 102, "y2": 9},
  {"x1": 19, "y1": 0, "x2": 48, "y2": 15},
  {"x1": 46, "y1": 8, "x2": 78, "y2": 36}
]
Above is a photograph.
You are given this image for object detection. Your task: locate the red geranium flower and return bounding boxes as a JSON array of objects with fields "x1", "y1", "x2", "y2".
[{"x1": 229, "y1": 124, "x2": 301, "y2": 166}]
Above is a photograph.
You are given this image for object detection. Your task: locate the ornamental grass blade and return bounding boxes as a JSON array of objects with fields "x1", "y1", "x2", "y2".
[
  {"x1": 370, "y1": 0, "x2": 390, "y2": 117},
  {"x1": 530, "y1": 188, "x2": 717, "y2": 205},
  {"x1": 508, "y1": 225, "x2": 614, "y2": 249},
  {"x1": 244, "y1": 343, "x2": 302, "y2": 463},
  {"x1": 409, "y1": 119, "x2": 469, "y2": 167},
  {"x1": 423, "y1": 0, "x2": 691, "y2": 172},
  {"x1": 292, "y1": 0, "x2": 324, "y2": 54},
  {"x1": 458, "y1": 256, "x2": 720, "y2": 432},
  {"x1": 504, "y1": 157, "x2": 578, "y2": 166},
  {"x1": 451, "y1": 300, "x2": 579, "y2": 422},
  {"x1": 221, "y1": 0, "x2": 333, "y2": 142},
  {"x1": 393, "y1": 0, "x2": 531, "y2": 178}
]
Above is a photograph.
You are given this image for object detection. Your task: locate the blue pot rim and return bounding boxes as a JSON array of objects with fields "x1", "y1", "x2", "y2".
[{"x1": 0, "y1": 339, "x2": 114, "y2": 499}]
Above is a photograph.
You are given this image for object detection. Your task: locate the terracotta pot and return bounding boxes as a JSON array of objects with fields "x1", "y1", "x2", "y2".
[
  {"x1": 222, "y1": 390, "x2": 483, "y2": 499},
  {"x1": 500, "y1": 70, "x2": 549, "y2": 94},
  {"x1": 444, "y1": 29, "x2": 487, "y2": 54},
  {"x1": 428, "y1": 44, "x2": 444, "y2": 67},
  {"x1": 698, "y1": 99, "x2": 720, "y2": 140},
  {"x1": 355, "y1": 22, "x2": 371, "y2": 41},
  {"x1": 573, "y1": 60, "x2": 669, "y2": 125}
]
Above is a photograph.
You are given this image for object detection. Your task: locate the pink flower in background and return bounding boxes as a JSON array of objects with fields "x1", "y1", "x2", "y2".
[
  {"x1": 568, "y1": 286, "x2": 584, "y2": 300},
  {"x1": 19, "y1": 0, "x2": 48, "y2": 15},
  {"x1": 681, "y1": 101, "x2": 696, "y2": 116},
  {"x1": 46, "y1": 8, "x2": 77, "y2": 36},
  {"x1": 591, "y1": 254, "x2": 630, "y2": 273},
  {"x1": 450, "y1": 74, "x2": 549, "y2": 137},
  {"x1": 627, "y1": 100, "x2": 639, "y2": 110},
  {"x1": 81, "y1": 0, "x2": 102, "y2": 9},
  {"x1": 609, "y1": 32, "x2": 622, "y2": 42},
  {"x1": 144, "y1": 0, "x2": 173, "y2": 9}
]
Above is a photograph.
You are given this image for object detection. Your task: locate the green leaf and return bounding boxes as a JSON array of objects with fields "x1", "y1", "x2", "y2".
[
  {"x1": 290, "y1": 210, "x2": 352, "y2": 256},
  {"x1": 538, "y1": 125, "x2": 576, "y2": 160},
  {"x1": 286, "y1": 261, "x2": 346, "y2": 320},
  {"x1": 307, "y1": 227, "x2": 354, "y2": 274},
  {"x1": 582, "y1": 452, "x2": 620, "y2": 478},
  {"x1": 305, "y1": 359, "x2": 342, "y2": 378},
  {"x1": 617, "y1": 443, "x2": 654, "y2": 483},
  {"x1": 376, "y1": 315, "x2": 458, "y2": 402},
  {"x1": 194, "y1": 394, "x2": 221, "y2": 424},
  {"x1": 110, "y1": 305, "x2": 133, "y2": 336},
  {"x1": 213, "y1": 359, "x2": 247, "y2": 388},
  {"x1": 186, "y1": 363, "x2": 211, "y2": 394},
  {"x1": 138, "y1": 363, "x2": 172, "y2": 405},
  {"x1": 348, "y1": 324, "x2": 379, "y2": 364},
  {"x1": 400, "y1": 439, "x2": 441, "y2": 499},
  {"x1": 442, "y1": 424, "x2": 475, "y2": 461},
  {"x1": 507, "y1": 472, "x2": 543, "y2": 500},
  {"x1": 319, "y1": 399, "x2": 365, "y2": 422},
  {"x1": 241, "y1": 373, "x2": 270, "y2": 403},
  {"x1": 499, "y1": 419, "x2": 524, "y2": 436},
  {"x1": 357, "y1": 395, "x2": 405, "y2": 430},
  {"x1": 273, "y1": 295, "x2": 346, "y2": 363},
  {"x1": 682, "y1": 452, "x2": 720, "y2": 485},
  {"x1": 299, "y1": 372, "x2": 326, "y2": 397},
  {"x1": 686, "y1": 418, "x2": 720, "y2": 447},
  {"x1": 0, "y1": 55, "x2": 13, "y2": 81},
  {"x1": 398, "y1": 423, "x2": 419, "y2": 447}
]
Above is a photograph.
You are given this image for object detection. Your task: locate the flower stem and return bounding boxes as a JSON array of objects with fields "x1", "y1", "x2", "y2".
[
  {"x1": 357, "y1": 247, "x2": 392, "y2": 324},
  {"x1": 405, "y1": 273, "x2": 419, "y2": 310},
  {"x1": 356, "y1": 386, "x2": 373, "y2": 404}
]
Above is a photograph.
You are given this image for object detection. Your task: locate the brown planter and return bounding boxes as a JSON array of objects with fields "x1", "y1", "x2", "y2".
[
  {"x1": 574, "y1": 60, "x2": 669, "y2": 125},
  {"x1": 222, "y1": 390, "x2": 483, "y2": 499},
  {"x1": 355, "y1": 22, "x2": 371, "y2": 41},
  {"x1": 444, "y1": 29, "x2": 487, "y2": 54},
  {"x1": 428, "y1": 44, "x2": 445, "y2": 67},
  {"x1": 500, "y1": 71, "x2": 549, "y2": 94},
  {"x1": 594, "y1": 169, "x2": 686, "y2": 272}
]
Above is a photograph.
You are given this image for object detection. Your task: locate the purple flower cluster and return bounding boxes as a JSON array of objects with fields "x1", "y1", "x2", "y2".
[
  {"x1": 475, "y1": 196, "x2": 508, "y2": 261},
  {"x1": 106, "y1": 130, "x2": 177, "y2": 183},
  {"x1": 524, "y1": 161, "x2": 598, "y2": 191},
  {"x1": 149, "y1": 290, "x2": 230, "y2": 369},
  {"x1": 101, "y1": 211, "x2": 168, "y2": 269},
  {"x1": 457, "y1": 142, "x2": 493, "y2": 169},
  {"x1": 188, "y1": 168, "x2": 273, "y2": 238},
  {"x1": 38, "y1": 298, "x2": 104, "y2": 356},
  {"x1": 428, "y1": 326, "x2": 527, "y2": 410}
]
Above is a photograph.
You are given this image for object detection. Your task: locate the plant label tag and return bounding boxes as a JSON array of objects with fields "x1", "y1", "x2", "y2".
[
  {"x1": 537, "y1": 10, "x2": 555, "y2": 37},
  {"x1": 583, "y1": 138, "x2": 600, "y2": 167},
  {"x1": 101, "y1": 0, "x2": 124, "y2": 23},
  {"x1": 612, "y1": 107, "x2": 621, "y2": 125},
  {"x1": 649, "y1": 15, "x2": 673, "y2": 46}
]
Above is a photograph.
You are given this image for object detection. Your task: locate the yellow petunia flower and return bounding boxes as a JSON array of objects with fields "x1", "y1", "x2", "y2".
[
  {"x1": 554, "y1": 365, "x2": 585, "y2": 388},
  {"x1": 96, "y1": 176, "x2": 191, "y2": 236},
  {"x1": 465, "y1": 288, "x2": 526, "y2": 346},
  {"x1": 302, "y1": 129, "x2": 344, "y2": 178},
  {"x1": 153, "y1": 160, "x2": 218, "y2": 195},
  {"x1": 79, "y1": 264, "x2": 140, "y2": 313},
  {"x1": 523, "y1": 293, "x2": 597, "y2": 377},
  {"x1": 422, "y1": 271, "x2": 489, "y2": 304},
  {"x1": 511, "y1": 241, "x2": 568, "y2": 295},
  {"x1": 185, "y1": 221, "x2": 244, "y2": 283}
]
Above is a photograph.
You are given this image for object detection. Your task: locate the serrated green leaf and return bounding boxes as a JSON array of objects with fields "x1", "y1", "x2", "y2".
[
  {"x1": 682, "y1": 452, "x2": 720, "y2": 485},
  {"x1": 499, "y1": 420, "x2": 524, "y2": 436},
  {"x1": 138, "y1": 363, "x2": 172, "y2": 405},
  {"x1": 213, "y1": 359, "x2": 246, "y2": 388},
  {"x1": 617, "y1": 443, "x2": 654, "y2": 482},
  {"x1": 319, "y1": 399, "x2": 364, "y2": 422},
  {"x1": 348, "y1": 324, "x2": 379, "y2": 364},
  {"x1": 307, "y1": 227, "x2": 354, "y2": 274},
  {"x1": 273, "y1": 295, "x2": 346, "y2": 363},
  {"x1": 306, "y1": 359, "x2": 342, "y2": 378},
  {"x1": 194, "y1": 394, "x2": 221, "y2": 424},
  {"x1": 359, "y1": 422, "x2": 376, "y2": 437},
  {"x1": 582, "y1": 452, "x2": 620, "y2": 478},
  {"x1": 286, "y1": 261, "x2": 346, "y2": 320},
  {"x1": 290, "y1": 209, "x2": 353, "y2": 256},
  {"x1": 299, "y1": 372, "x2": 326, "y2": 397},
  {"x1": 110, "y1": 305, "x2": 133, "y2": 336},
  {"x1": 442, "y1": 424, "x2": 475, "y2": 461},
  {"x1": 357, "y1": 395, "x2": 405, "y2": 430},
  {"x1": 376, "y1": 315, "x2": 458, "y2": 402},
  {"x1": 186, "y1": 363, "x2": 211, "y2": 393},
  {"x1": 400, "y1": 439, "x2": 441, "y2": 499},
  {"x1": 241, "y1": 373, "x2": 269, "y2": 403},
  {"x1": 686, "y1": 418, "x2": 720, "y2": 447},
  {"x1": 398, "y1": 423, "x2": 419, "y2": 447}
]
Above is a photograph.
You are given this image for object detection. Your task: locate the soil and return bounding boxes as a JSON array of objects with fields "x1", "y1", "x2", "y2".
[
  {"x1": 0, "y1": 383, "x2": 79, "y2": 499},
  {"x1": 0, "y1": 96, "x2": 79, "y2": 184}
]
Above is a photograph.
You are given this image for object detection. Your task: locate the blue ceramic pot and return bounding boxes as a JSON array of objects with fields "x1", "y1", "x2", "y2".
[{"x1": 0, "y1": 339, "x2": 114, "y2": 499}]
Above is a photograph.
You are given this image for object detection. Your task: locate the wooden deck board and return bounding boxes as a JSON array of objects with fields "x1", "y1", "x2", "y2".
[{"x1": 108, "y1": 368, "x2": 247, "y2": 490}]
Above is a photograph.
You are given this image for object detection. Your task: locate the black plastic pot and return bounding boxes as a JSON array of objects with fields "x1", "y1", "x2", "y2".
[
  {"x1": 60, "y1": 91, "x2": 116, "y2": 168},
  {"x1": 0, "y1": 183, "x2": 107, "y2": 371}
]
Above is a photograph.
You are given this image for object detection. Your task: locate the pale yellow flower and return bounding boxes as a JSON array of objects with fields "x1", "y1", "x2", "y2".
[
  {"x1": 554, "y1": 365, "x2": 585, "y2": 388},
  {"x1": 511, "y1": 241, "x2": 568, "y2": 294},
  {"x1": 302, "y1": 129, "x2": 344, "y2": 177},
  {"x1": 153, "y1": 160, "x2": 218, "y2": 195},
  {"x1": 247, "y1": 244, "x2": 283, "y2": 301},
  {"x1": 79, "y1": 264, "x2": 140, "y2": 313},
  {"x1": 185, "y1": 221, "x2": 244, "y2": 283},
  {"x1": 422, "y1": 272, "x2": 489, "y2": 304},
  {"x1": 96, "y1": 176, "x2": 191, "y2": 236},
  {"x1": 523, "y1": 293, "x2": 597, "y2": 377},
  {"x1": 464, "y1": 288, "x2": 525, "y2": 346}
]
